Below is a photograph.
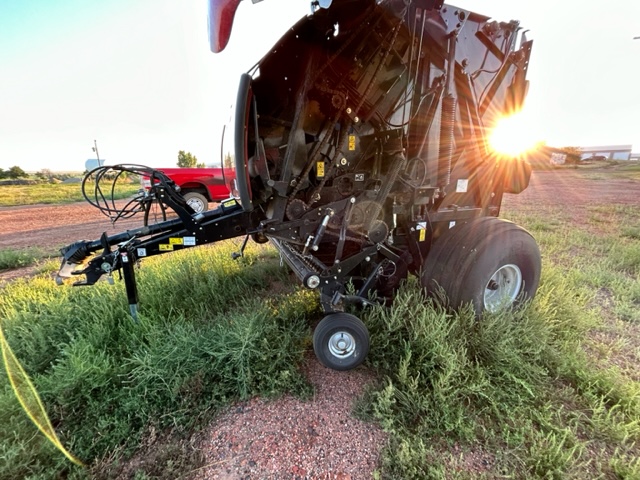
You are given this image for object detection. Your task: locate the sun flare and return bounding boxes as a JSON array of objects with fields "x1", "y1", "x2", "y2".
[{"x1": 489, "y1": 111, "x2": 542, "y2": 157}]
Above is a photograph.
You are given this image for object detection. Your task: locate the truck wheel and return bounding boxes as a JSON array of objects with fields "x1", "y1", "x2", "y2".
[
  {"x1": 183, "y1": 192, "x2": 209, "y2": 213},
  {"x1": 421, "y1": 217, "x2": 541, "y2": 315},
  {"x1": 313, "y1": 313, "x2": 369, "y2": 371}
]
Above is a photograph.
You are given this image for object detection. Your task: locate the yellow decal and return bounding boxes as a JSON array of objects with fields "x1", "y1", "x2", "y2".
[
  {"x1": 348, "y1": 135, "x2": 356, "y2": 151},
  {"x1": 169, "y1": 237, "x2": 183, "y2": 245},
  {"x1": 419, "y1": 229, "x2": 426, "y2": 242},
  {"x1": 316, "y1": 161, "x2": 325, "y2": 177},
  {"x1": 223, "y1": 199, "x2": 237, "y2": 208},
  {"x1": 159, "y1": 244, "x2": 173, "y2": 251}
]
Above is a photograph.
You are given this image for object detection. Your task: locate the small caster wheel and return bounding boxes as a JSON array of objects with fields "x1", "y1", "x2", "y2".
[{"x1": 313, "y1": 313, "x2": 370, "y2": 371}]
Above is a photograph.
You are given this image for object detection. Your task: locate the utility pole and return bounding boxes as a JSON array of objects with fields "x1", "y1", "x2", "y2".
[{"x1": 92, "y1": 139, "x2": 100, "y2": 165}]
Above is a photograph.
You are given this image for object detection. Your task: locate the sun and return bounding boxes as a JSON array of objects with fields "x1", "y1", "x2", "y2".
[{"x1": 489, "y1": 111, "x2": 542, "y2": 158}]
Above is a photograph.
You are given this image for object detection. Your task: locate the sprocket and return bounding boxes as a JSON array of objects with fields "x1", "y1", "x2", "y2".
[{"x1": 286, "y1": 198, "x2": 308, "y2": 220}]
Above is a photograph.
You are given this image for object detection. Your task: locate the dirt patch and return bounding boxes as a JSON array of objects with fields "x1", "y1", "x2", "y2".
[
  {"x1": 502, "y1": 169, "x2": 640, "y2": 219},
  {"x1": 0, "y1": 201, "x2": 146, "y2": 284},
  {"x1": 0, "y1": 201, "x2": 142, "y2": 252},
  {"x1": 0, "y1": 265, "x2": 42, "y2": 285},
  {"x1": 194, "y1": 355, "x2": 387, "y2": 480}
]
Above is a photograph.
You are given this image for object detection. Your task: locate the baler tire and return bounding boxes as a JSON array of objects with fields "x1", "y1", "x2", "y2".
[
  {"x1": 313, "y1": 313, "x2": 369, "y2": 371},
  {"x1": 183, "y1": 192, "x2": 209, "y2": 213},
  {"x1": 421, "y1": 217, "x2": 541, "y2": 316}
]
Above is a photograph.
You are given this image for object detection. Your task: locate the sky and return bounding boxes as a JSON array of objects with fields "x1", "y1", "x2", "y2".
[{"x1": 1, "y1": 0, "x2": 639, "y2": 172}]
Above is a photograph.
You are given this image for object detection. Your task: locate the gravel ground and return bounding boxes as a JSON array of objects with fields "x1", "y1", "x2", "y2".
[{"x1": 194, "y1": 355, "x2": 387, "y2": 480}]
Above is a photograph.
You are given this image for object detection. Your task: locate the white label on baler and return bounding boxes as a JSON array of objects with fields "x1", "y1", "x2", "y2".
[
  {"x1": 456, "y1": 179, "x2": 468, "y2": 192},
  {"x1": 183, "y1": 236, "x2": 196, "y2": 246},
  {"x1": 137, "y1": 248, "x2": 147, "y2": 257},
  {"x1": 449, "y1": 221, "x2": 456, "y2": 229}
]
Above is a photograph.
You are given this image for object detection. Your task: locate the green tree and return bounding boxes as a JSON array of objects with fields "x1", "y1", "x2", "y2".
[
  {"x1": 559, "y1": 146, "x2": 582, "y2": 164},
  {"x1": 0, "y1": 168, "x2": 6, "y2": 179},
  {"x1": 177, "y1": 150, "x2": 199, "y2": 168},
  {"x1": 7, "y1": 166, "x2": 27, "y2": 179}
]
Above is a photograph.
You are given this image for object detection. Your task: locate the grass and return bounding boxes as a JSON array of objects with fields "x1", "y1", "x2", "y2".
[
  {"x1": 1, "y1": 173, "x2": 640, "y2": 478},
  {"x1": 354, "y1": 192, "x2": 640, "y2": 478},
  {"x1": 357, "y1": 270, "x2": 606, "y2": 479},
  {"x1": 530, "y1": 160, "x2": 640, "y2": 180},
  {"x1": 0, "y1": 182, "x2": 139, "y2": 207},
  {"x1": 0, "y1": 241, "x2": 316, "y2": 479},
  {"x1": 578, "y1": 161, "x2": 640, "y2": 180},
  {"x1": 0, "y1": 248, "x2": 48, "y2": 270}
]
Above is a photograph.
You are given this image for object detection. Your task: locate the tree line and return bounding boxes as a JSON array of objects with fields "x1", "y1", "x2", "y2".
[
  {"x1": 0, "y1": 166, "x2": 27, "y2": 179},
  {"x1": 0, "y1": 150, "x2": 204, "y2": 182}
]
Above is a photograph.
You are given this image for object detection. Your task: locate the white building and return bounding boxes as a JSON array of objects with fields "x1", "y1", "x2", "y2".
[{"x1": 580, "y1": 145, "x2": 633, "y2": 161}]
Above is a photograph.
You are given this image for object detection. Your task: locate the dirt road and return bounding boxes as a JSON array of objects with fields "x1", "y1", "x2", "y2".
[{"x1": 0, "y1": 201, "x2": 143, "y2": 252}]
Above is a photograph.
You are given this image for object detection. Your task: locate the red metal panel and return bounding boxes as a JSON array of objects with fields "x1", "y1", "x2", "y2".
[{"x1": 208, "y1": 0, "x2": 242, "y2": 53}]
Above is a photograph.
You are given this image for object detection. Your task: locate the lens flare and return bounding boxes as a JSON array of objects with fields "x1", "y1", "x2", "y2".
[{"x1": 489, "y1": 111, "x2": 541, "y2": 158}]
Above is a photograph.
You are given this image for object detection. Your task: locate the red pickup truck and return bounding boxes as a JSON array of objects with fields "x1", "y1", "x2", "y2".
[{"x1": 141, "y1": 167, "x2": 230, "y2": 213}]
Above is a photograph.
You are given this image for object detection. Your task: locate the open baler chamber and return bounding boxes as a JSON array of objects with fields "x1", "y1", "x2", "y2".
[{"x1": 58, "y1": 0, "x2": 540, "y2": 370}]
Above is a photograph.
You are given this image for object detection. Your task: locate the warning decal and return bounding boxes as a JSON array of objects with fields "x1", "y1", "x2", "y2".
[
  {"x1": 169, "y1": 237, "x2": 183, "y2": 245},
  {"x1": 159, "y1": 244, "x2": 173, "y2": 251},
  {"x1": 416, "y1": 222, "x2": 427, "y2": 242},
  {"x1": 456, "y1": 179, "x2": 469, "y2": 193}
]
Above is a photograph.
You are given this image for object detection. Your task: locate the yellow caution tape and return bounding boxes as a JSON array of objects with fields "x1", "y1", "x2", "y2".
[{"x1": 0, "y1": 323, "x2": 84, "y2": 466}]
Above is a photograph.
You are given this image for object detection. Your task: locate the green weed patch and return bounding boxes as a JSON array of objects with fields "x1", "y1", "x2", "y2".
[
  {"x1": 0, "y1": 248, "x2": 44, "y2": 270},
  {"x1": 0, "y1": 242, "x2": 315, "y2": 478},
  {"x1": 357, "y1": 267, "x2": 600, "y2": 478}
]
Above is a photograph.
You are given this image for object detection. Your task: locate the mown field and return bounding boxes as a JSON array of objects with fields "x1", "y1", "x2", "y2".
[
  {"x1": 1, "y1": 166, "x2": 639, "y2": 479},
  {"x1": 0, "y1": 182, "x2": 140, "y2": 207}
]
